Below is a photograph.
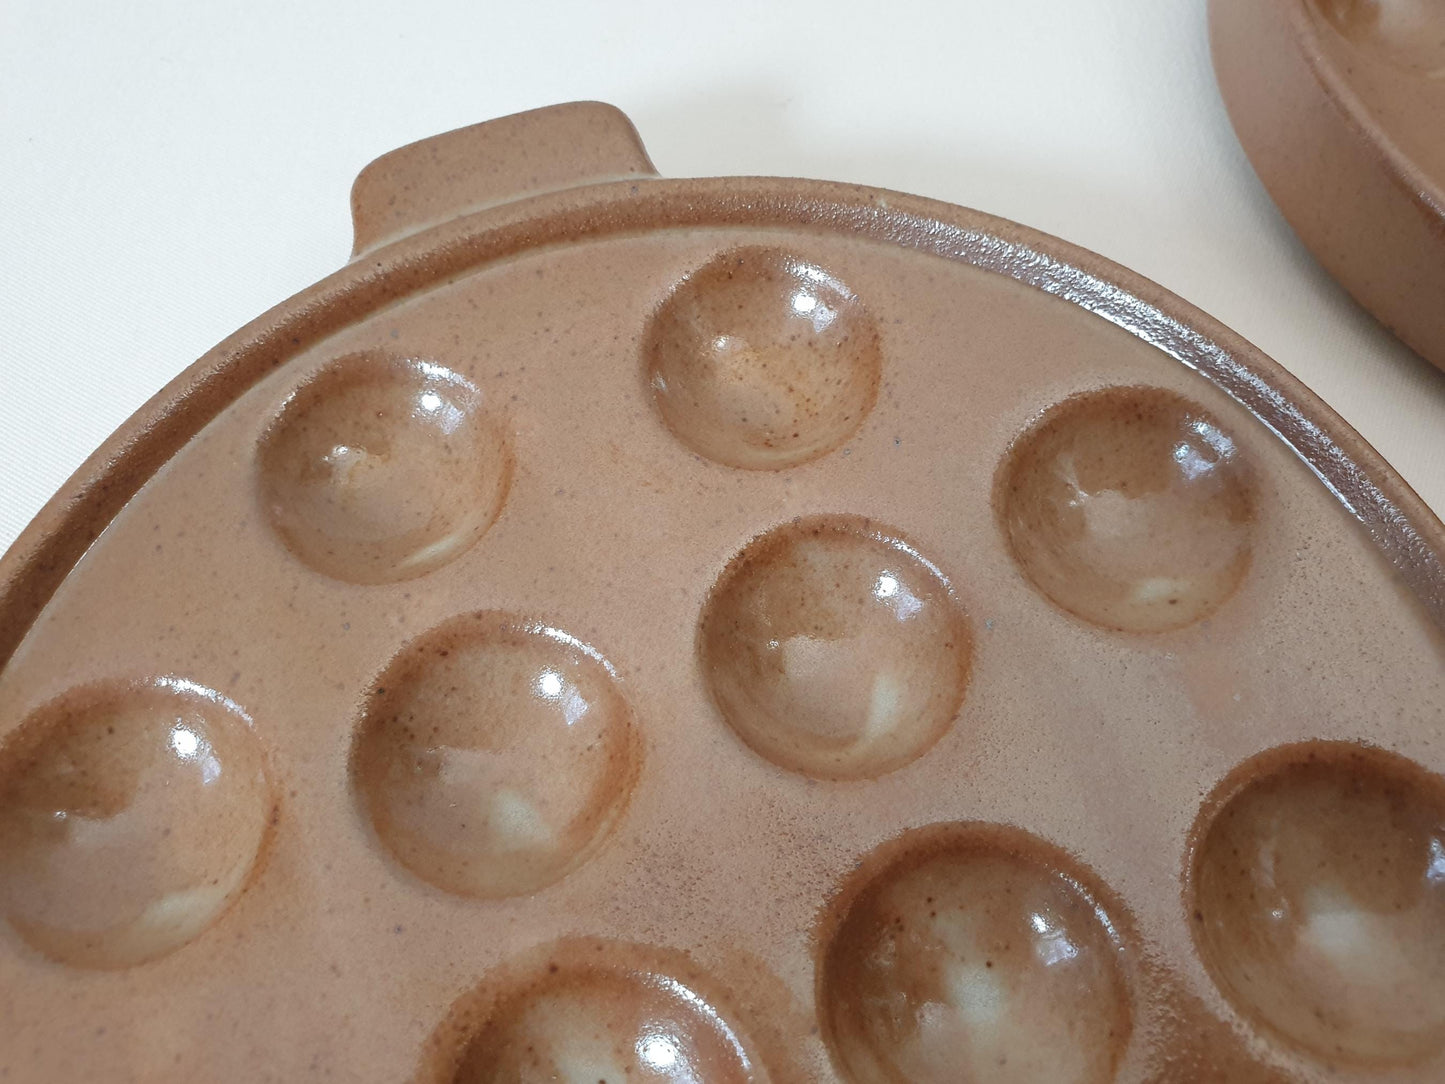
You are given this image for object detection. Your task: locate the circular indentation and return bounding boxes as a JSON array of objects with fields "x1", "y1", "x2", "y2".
[
  {"x1": 820, "y1": 824, "x2": 1133, "y2": 1084},
  {"x1": 699, "y1": 515, "x2": 972, "y2": 780},
  {"x1": 449, "y1": 944, "x2": 758, "y2": 1083},
  {"x1": 1190, "y1": 742, "x2": 1445, "y2": 1065},
  {"x1": 352, "y1": 613, "x2": 638, "y2": 899},
  {"x1": 0, "y1": 678, "x2": 272, "y2": 969},
  {"x1": 996, "y1": 386, "x2": 1256, "y2": 633},
  {"x1": 258, "y1": 353, "x2": 511, "y2": 584},
  {"x1": 1313, "y1": 0, "x2": 1445, "y2": 77},
  {"x1": 644, "y1": 246, "x2": 883, "y2": 470}
]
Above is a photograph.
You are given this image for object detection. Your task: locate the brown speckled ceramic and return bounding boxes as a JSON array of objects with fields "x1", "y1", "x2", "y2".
[
  {"x1": 0, "y1": 102, "x2": 1442, "y2": 1083},
  {"x1": 1210, "y1": 0, "x2": 1445, "y2": 370}
]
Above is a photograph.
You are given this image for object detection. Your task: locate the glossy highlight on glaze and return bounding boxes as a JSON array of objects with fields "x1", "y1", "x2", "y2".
[
  {"x1": 1190, "y1": 741, "x2": 1445, "y2": 1065},
  {"x1": 351, "y1": 612, "x2": 639, "y2": 899},
  {"x1": 1, "y1": 101, "x2": 1444, "y2": 1082},
  {"x1": 699, "y1": 515, "x2": 972, "y2": 780},
  {"x1": 819, "y1": 823, "x2": 1133, "y2": 1084},
  {"x1": 644, "y1": 247, "x2": 882, "y2": 470},
  {"x1": 0, "y1": 677, "x2": 272, "y2": 969},
  {"x1": 257, "y1": 353, "x2": 512, "y2": 584},
  {"x1": 447, "y1": 942, "x2": 757, "y2": 1083},
  {"x1": 996, "y1": 386, "x2": 1257, "y2": 633}
]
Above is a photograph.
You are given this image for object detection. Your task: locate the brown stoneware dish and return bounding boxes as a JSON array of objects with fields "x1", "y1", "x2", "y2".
[
  {"x1": 0, "y1": 102, "x2": 1442, "y2": 1083},
  {"x1": 1210, "y1": 0, "x2": 1445, "y2": 370}
]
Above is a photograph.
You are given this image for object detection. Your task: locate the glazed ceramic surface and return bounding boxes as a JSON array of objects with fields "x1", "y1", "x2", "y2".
[
  {"x1": 1210, "y1": 0, "x2": 1445, "y2": 370},
  {"x1": 0, "y1": 103, "x2": 1442, "y2": 1083}
]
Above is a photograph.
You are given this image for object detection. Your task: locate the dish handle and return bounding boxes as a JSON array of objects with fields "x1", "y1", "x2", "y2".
[{"x1": 349, "y1": 101, "x2": 658, "y2": 258}]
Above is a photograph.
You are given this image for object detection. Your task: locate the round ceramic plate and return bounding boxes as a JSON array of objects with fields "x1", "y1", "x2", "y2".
[
  {"x1": 0, "y1": 103, "x2": 1442, "y2": 1083},
  {"x1": 1210, "y1": 0, "x2": 1445, "y2": 370}
]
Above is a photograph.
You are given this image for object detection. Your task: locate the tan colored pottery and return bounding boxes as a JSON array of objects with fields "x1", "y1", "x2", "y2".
[
  {"x1": 0, "y1": 103, "x2": 1442, "y2": 1083},
  {"x1": 1210, "y1": 0, "x2": 1445, "y2": 370}
]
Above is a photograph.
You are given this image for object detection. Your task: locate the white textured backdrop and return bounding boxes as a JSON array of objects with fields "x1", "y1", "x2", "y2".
[{"x1": 1, "y1": 0, "x2": 1441, "y2": 554}]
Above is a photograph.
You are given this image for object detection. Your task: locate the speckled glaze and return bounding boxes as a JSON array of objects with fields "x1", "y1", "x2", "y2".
[
  {"x1": 1210, "y1": 0, "x2": 1445, "y2": 371},
  {"x1": 0, "y1": 103, "x2": 1442, "y2": 1083}
]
